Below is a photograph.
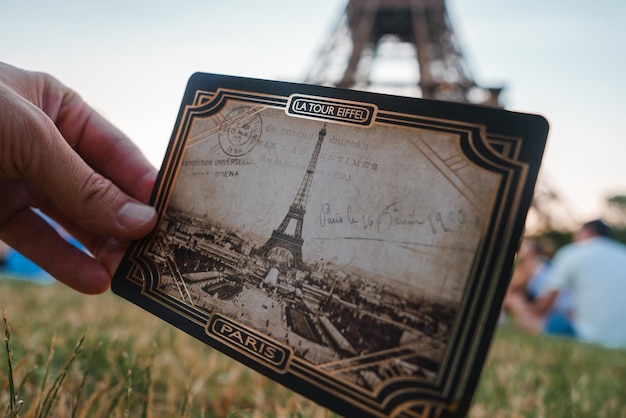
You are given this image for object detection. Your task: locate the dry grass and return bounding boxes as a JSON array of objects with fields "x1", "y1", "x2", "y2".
[
  {"x1": 0, "y1": 279, "x2": 331, "y2": 418},
  {"x1": 470, "y1": 322, "x2": 626, "y2": 417},
  {"x1": 1, "y1": 278, "x2": 625, "y2": 417}
]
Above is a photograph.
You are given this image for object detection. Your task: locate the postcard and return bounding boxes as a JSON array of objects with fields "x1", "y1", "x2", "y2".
[{"x1": 113, "y1": 73, "x2": 548, "y2": 417}]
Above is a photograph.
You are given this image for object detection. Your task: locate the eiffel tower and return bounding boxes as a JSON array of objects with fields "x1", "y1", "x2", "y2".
[
  {"x1": 305, "y1": 0, "x2": 571, "y2": 232},
  {"x1": 256, "y1": 124, "x2": 327, "y2": 268},
  {"x1": 306, "y1": 0, "x2": 503, "y2": 106}
]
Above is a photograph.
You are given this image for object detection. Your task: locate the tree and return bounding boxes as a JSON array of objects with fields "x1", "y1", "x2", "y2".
[
  {"x1": 603, "y1": 194, "x2": 626, "y2": 244},
  {"x1": 605, "y1": 194, "x2": 626, "y2": 227}
]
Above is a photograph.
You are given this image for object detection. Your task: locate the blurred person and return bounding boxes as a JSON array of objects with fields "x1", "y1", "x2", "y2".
[
  {"x1": 0, "y1": 62, "x2": 157, "y2": 294},
  {"x1": 504, "y1": 237, "x2": 575, "y2": 337},
  {"x1": 508, "y1": 220, "x2": 626, "y2": 348},
  {"x1": 506, "y1": 237, "x2": 556, "y2": 299}
]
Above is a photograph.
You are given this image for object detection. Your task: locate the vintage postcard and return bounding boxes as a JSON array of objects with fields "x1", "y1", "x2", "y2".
[{"x1": 112, "y1": 73, "x2": 548, "y2": 417}]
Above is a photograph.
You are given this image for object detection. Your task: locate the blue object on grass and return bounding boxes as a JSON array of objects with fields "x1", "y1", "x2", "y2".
[
  {"x1": 4, "y1": 248, "x2": 55, "y2": 284},
  {"x1": 1, "y1": 210, "x2": 85, "y2": 284}
]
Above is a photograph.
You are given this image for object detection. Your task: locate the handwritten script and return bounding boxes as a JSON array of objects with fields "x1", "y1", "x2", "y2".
[{"x1": 319, "y1": 200, "x2": 475, "y2": 235}]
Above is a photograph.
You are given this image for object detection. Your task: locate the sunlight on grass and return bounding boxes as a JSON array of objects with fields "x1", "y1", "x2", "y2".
[
  {"x1": 0, "y1": 280, "x2": 334, "y2": 417},
  {"x1": 1, "y1": 278, "x2": 625, "y2": 417},
  {"x1": 470, "y1": 323, "x2": 626, "y2": 417}
]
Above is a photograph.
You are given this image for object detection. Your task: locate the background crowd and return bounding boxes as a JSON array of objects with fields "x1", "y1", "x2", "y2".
[{"x1": 504, "y1": 219, "x2": 626, "y2": 348}]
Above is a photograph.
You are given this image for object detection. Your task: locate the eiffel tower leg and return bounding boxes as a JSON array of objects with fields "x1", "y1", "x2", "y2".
[
  {"x1": 307, "y1": 0, "x2": 503, "y2": 106},
  {"x1": 338, "y1": 0, "x2": 379, "y2": 88},
  {"x1": 411, "y1": 5, "x2": 435, "y2": 98}
]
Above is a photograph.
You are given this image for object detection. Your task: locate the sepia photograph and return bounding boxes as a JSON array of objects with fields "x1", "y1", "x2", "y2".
[{"x1": 113, "y1": 73, "x2": 547, "y2": 417}]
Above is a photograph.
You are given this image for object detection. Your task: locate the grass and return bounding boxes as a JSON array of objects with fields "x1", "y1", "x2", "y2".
[
  {"x1": 1, "y1": 278, "x2": 625, "y2": 417},
  {"x1": 472, "y1": 325, "x2": 626, "y2": 418}
]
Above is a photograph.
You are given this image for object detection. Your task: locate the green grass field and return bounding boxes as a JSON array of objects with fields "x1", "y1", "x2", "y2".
[{"x1": 1, "y1": 278, "x2": 625, "y2": 417}]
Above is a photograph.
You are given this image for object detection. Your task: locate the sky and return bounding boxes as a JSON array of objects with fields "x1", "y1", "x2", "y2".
[{"x1": 2, "y1": 0, "x2": 625, "y2": 230}]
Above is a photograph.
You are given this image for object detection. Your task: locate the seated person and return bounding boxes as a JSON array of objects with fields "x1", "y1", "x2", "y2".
[
  {"x1": 504, "y1": 237, "x2": 575, "y2": 337},
  {"x1": 506, "y1": 220, "x2": 626, "y2": 348}
]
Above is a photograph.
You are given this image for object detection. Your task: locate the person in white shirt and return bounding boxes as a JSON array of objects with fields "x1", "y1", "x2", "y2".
[{"x1": 508, "y1": 220, "x2": 626, "y2": 348}]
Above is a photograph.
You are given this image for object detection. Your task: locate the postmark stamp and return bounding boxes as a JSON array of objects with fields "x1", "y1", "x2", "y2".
[{"x1": 219, "y1": 106, "x2": 263, "y2": 157}]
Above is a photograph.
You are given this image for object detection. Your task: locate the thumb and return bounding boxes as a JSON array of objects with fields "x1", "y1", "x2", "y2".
[
  {"x1": 41, "y1": 132, "x2": 157, "y2": 240},
  {"x1": 12, "y1": 95, "x2": 157, "y2": 240}
]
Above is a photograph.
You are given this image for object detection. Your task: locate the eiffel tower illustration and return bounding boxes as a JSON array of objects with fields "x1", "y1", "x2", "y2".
[
  {"x1": 306, "y1": 0, "x2": 503, "y2": 106},
  {"x1": 256, "y1": 124, "x2": 327, "y2": 268}
]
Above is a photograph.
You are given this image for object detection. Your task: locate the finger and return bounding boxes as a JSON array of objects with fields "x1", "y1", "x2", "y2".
[
  {"x1": 0, "y1": 177, "x2": 109, "y2": 260},
  {"x1": 46, "y1": 77, "x2": 157, "y2": 203},
  {"x1": 0, "y1": 207, "x2": 112, "y2": 294},
  {"x1": 32, "y1": 196, "x2": 137, "y2": 269},
  {"x1": 5, "y1": 93, "x2": 157, "y2": 241},
  {"x1": 1, "y1": 178, "x2": 132, "y2": 293},
  {"x1": 0, "y1": 63, "x2": 157, "y2": 204}
]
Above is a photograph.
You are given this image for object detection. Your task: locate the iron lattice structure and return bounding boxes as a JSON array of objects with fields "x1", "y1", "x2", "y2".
[
  {"x1": 306, "y1": 0, "x2": 503, "y2": 106},
  {"x1": 256, "y1": 125, "x2": 328, "y2": 267},
  {"x1": 306, "y1": 0, "x2": 575, "y2": 232}
]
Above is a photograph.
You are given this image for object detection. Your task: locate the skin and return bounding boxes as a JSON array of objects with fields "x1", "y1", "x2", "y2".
[
  {"x1": 504, "y1": 226, "x2": 596, "y2": 334},
  {"x1": 0, "y1": 62, "x2": 158, "y2": 294}
]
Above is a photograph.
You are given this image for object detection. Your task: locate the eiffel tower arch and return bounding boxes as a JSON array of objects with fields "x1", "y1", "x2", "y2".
[
  {"x1": 306, "y1": 0, "x2": 573, "y2": 234},
  {"x1": 255, "y1": 124, "x2": 328, "y2": 268},
  {"x1": 306, "y1": 0, "x2": 503, "y2": 106}
]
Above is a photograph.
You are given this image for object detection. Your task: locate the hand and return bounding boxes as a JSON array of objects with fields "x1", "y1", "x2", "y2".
[{"x1": 0, "y1": 62, "x2": 158, "y2": 294}]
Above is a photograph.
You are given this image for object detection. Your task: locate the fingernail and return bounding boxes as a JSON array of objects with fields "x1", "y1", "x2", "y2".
[{"x1": 117, "y1": 202, "x2": 156, "y2": 230}]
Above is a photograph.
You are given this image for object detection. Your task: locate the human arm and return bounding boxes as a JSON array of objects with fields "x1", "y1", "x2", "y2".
[
  {"x1": 0, "y1": 62, "x2": 157, "y2": 294},
  {"x1": 530, "y1": 288, "x2": 558, "y2": 316}
]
